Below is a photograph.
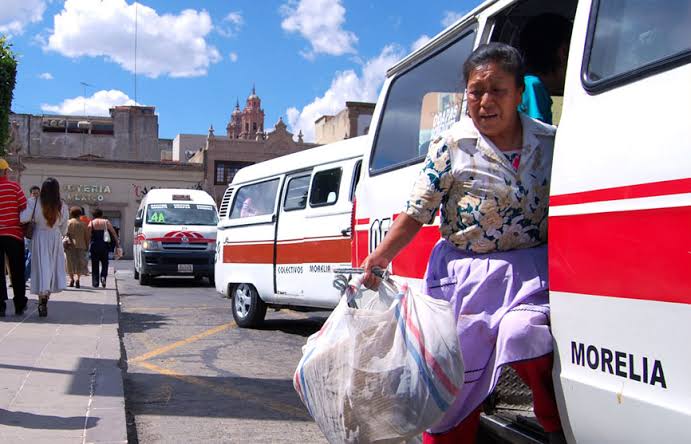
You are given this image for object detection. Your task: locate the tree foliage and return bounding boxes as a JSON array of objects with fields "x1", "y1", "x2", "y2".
[{"x1": 0, "y1": 36, "x2": 18, "y2": 157}]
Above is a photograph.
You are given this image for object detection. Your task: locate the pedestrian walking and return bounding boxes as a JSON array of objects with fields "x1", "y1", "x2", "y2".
[
  {"x1": 24, "y1": 185, "x2": 40, "y2": 284},
  {"x1": 87, "y1": 209, "x2": 120, "y2": 288},
  {"x1": 21, "y1": 177, "x2": 69, "y2": 317},
  {"x1": 65, "y1": 207, "x2": 89, "y2": 288},
  {"x1": 0, "y1": 158, "x2": 29, "y2": 316},
  {"x1": 362, "y1": 43, "x2": 564, "y2": 443}
]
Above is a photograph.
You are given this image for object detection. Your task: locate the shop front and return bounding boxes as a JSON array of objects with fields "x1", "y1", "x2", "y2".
[{"x1": 18, "y1": 157, "x2": 204, "y2": 259}]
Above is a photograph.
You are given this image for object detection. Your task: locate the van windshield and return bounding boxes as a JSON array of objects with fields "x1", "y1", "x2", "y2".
[{"x1": 146, "y1": 204, "x2": 218, "y2": 226}]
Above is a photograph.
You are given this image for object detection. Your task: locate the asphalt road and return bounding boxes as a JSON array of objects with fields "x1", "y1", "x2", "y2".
[{"x1": 114, "y1": 261, "x2": 329, "y2": 443}]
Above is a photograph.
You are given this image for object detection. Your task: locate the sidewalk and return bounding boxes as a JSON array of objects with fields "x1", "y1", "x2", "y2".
[{"x1": 0, "y1": 270, "x2": 127, "y2": 443}]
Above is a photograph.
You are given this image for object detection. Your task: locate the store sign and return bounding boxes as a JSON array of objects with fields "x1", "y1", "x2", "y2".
[{"x1": 63, "y1": 184, "x2": 112, "y2": 203}]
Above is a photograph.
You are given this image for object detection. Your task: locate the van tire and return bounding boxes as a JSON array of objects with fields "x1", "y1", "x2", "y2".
[
  {"x1": 139, "y1": 271, "x2": 151, "y2": 285},
  {"x1": 232, "y1": 283, "x2": 266, "y2": 328},
  {"x1": 134, "y1": 269, "x2": 139, "y2": 280}
]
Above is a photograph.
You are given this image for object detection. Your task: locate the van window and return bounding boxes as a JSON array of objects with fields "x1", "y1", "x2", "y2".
[
  {"x1": 370, "y1": 27, "x2": 476, "y2": 174},
  {"x1": 284, "y1": 175, "x2": 310, "y2": 211},
  {"x1": 585, "y1": 0, "x2": 691, "y2": 86},
  {"x1": 309, "y1": 168, "x2": 342, "y2": 207},
  {"x1": 146, "y1": 204, "x2": 218, "y2": 226},
  {"x1": 230, "y1": 179, "x2": 280, "y2": 219}
]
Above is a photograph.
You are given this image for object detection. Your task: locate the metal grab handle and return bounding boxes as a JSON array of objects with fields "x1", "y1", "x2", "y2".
[{"x1": 332, "y1": 267, "x2": 397, "y2": 308}]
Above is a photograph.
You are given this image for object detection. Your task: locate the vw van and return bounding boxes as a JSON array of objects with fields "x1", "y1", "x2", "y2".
[
  {"x1": 352, "y1": 0, "x2": 690, "y2": 442},
  {"x1": 133, "y1": 188, "x2": 218, "y2": 285},
  {"x1": 215, "y1": 136, "x2": 365, "y2": 327}
]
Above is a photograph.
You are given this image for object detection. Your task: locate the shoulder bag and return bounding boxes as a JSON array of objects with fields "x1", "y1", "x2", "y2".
[{"x1": 22, "y1": 199, "x2": 38, "y2": 240}]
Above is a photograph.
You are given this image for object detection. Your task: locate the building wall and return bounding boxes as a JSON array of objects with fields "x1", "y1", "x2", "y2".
[
  {"x1": 18, "y1": 157, "x2": 204, "y2": 258},
  {"x1": 203, "y1": 119, "x2": 318, "y2": 201},
  {"x1": 315, "y1": 101, "x2": 375, "y2": 144},
  {"x1": 10, "y1": 106, "x2": 163, "y2": 162},
  {"x1": 172, "y1": 134, "x2": 207, "y2": 161}
]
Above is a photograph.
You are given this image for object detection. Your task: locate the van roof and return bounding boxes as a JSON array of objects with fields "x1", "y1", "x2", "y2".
[
  {"x1": 231, "y1": 135, "x2": 366, "y2": 185},
  {"x1": 141, "y1": 188, "x2": 216, "y2": 206}
]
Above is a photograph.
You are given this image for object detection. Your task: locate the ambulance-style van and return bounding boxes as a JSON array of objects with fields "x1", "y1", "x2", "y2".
[
  {"x1": 215, "y1": 136, "x2": 365, "y2": 327},
  {"x1": 133, "y1": 189, "x2": 218, "y2": 285},
  {"x1": 352, "y1": 0, "x2": 690, "y2": 442}
]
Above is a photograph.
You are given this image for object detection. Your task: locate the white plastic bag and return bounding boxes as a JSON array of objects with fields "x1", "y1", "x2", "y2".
[{"x1": 294, "y1": 278, "x2": 464, "y2": 444}]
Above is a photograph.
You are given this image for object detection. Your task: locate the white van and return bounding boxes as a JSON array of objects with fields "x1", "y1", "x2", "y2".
[
  {"x1": 133, "y1": 188, "x2": 218, "y2": 285},
  {"x1": 353, "y1": 0, "x2": 690, "y2": 443},
  {"x1": 215, "y1": 136, "x2": 365, "y2": 327}
]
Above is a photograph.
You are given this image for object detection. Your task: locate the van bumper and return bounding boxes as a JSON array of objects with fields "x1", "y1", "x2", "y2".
[{"x1": 140, "y1": 251, "x2": 215, "y2": 276}]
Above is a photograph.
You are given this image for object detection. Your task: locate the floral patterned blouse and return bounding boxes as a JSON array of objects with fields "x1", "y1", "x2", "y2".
[{"x1": 405, "y1": 113, "x2": 556, "y2": 253}]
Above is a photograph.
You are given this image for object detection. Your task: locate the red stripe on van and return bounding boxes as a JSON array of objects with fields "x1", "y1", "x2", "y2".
[
  {"x1": 549, "y1": 206, "x2": 691, "y2": 304},
  {"x1": 352, "y1": 229, "x2": 369, "y2": 267},
  {"x1": 277, "y1": 239, "x2": 350, "y2": 264},
  {"x1": 224, "y1": 243, "x2": 273, "y2": 264},
  {"x1": 223, "y1": 238, "x2": 351, "y2": 264},
  {"x1": 550, "y1": 178, "x2": 691, "y2": 207},
  {"x1": 391, "y1": 226, "x2": 440, "y2": 279}
]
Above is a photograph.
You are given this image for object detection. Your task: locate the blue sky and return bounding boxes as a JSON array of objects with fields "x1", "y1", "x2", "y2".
[{"x1": 2, "y1": 0, "x2": 476, "y2": 141}]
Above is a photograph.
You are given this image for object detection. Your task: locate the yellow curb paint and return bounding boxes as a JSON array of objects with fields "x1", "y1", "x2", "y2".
[
  {"x1": 130, "y1": 322, "x2": 235, "y2": 363},
  {"x1": 136, "y1": 361, "x2": 309, "y2": 419}
]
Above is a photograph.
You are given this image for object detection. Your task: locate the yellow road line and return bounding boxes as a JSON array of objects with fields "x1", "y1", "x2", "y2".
[
  {"x1": 136, "y1": 361, "x2": 309, "y2": 419},
  {"x1": 130, "y1": 322, "x2": 235, "y2": 363}
]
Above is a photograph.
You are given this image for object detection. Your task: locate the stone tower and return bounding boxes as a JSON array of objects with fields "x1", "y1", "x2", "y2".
[
  {"x1": 226, "y1": 99, "x2": 242, "y2": 139},
  {"x1": 239, "y1": 86, "x2": 265, "y2": 140}
]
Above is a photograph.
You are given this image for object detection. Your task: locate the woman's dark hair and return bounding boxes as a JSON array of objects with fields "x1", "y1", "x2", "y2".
[
  {"x1": 92, "y1": 208, "x2": 104, "y2": 219},
  {"x1": 40, "y1": 177, "x2": 61, "y2": 228},
  {"x1": 463, "y1": 42, "x2": 525, "y2": 87},
  {"x1": 520, "y1": 13, "x2": 572, "y2": 75},
  {"x1": 69, "y1": 206, "x2": 82, "y2": 219}
]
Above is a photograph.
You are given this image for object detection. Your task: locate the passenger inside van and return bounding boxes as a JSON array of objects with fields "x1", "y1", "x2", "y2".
[{"x1": 518, "y1": 13, "x2": 572, "y2": 124}]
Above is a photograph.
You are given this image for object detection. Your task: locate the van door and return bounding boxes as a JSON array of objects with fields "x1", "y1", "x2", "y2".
[
  {"x1": 549, "y1": 1, "x2": 691, "y2": 443},
  {"x1": 219, "y1": 177, "x2": 282, "y2": 303},
  {"x1": 275, "y1": 161, "x2": 355, "y2": 308}
]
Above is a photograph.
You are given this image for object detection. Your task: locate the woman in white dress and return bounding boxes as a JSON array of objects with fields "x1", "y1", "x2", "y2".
[{"x1": 20, "y1": 177, "x2": 68, "y2": 317}]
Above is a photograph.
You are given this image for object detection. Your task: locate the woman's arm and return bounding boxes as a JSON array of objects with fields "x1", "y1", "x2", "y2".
[
  {"x1": 107, "y1": 221, "x2": 120, "y2": 247},
  {"x1": 86, "y1": 222, "x2": 92, "y2": 244},
  {"x1": 361, "y1": 213, "x2": 422, "y2": 288}
]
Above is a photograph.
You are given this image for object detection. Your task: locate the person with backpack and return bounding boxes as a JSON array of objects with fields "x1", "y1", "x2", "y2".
[{"x1": 87, "y1": 208, "x2": 120, "y2": 288}]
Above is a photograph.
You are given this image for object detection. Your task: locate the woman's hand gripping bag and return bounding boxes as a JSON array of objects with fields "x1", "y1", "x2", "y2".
[{"x1": 293, "y1": 279, "x2": 464, "y2": 443}]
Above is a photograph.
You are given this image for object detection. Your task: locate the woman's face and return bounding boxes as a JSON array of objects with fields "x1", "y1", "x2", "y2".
[{"x1": 466, "y1": 62, "x2": 523, "y2": 138}]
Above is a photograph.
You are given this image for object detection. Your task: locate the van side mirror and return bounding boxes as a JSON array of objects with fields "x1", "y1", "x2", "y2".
[
  {"x1": 134, "y1": 218, "x2": 143, "y2": 228},
  {"x1": 326, "y1": 191, "x2": 337, "y2": 204}
]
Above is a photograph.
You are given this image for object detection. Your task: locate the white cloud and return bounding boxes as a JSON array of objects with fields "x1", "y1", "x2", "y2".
[
  {"x1": 441, "y1": 10, "x2": 465, "y2": 28},
  {"x1": 0, "y1": 0, "x2": 47, "y2": 35},
  {"x1": 38, "y1": 72, "x2": 53, "y2": 80},
  {"x1": 217, "y1": 10, "x2": 243, "y2": 37},
  {"x1": 280, "y1": 0, "x2": 357, "y2": 59},
  {"x1": 229, "y1": 52, "x2": 238, "y2": 62},
  {"x1": 411, "y1": 35, "x2": 431, "y2": 52},
  {"x1": 286, "y1": 44, "x2": 404, "y2": 142},
  {"x1": 41, "y1": 89, "x2": 140, "y2": 116},
  {"x1": 45, "y1": 0, "x2": 221, "y2": 78}
]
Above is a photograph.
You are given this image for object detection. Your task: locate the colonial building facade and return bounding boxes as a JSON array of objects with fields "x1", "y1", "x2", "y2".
[{"x1": 186, "y1": 88, "x2": 318, "y2": 201}]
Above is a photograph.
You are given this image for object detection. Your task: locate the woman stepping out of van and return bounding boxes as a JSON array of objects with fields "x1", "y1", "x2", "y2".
[{"x1": 362, "y1": 43, "x2": 565, "y2": 444}]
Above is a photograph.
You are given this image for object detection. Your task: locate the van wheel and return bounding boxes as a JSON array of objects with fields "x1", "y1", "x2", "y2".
[
  {"x1": 139, "y1": 271, "x2": 150, "y2": 285},
  {"x1": 232, "y1": 283, "x2": 266, "y2": 328}
]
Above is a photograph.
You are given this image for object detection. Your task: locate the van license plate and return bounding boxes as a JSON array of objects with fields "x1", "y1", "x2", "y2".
[{"x1": 178, "y1": 264, "x2": 193, "y2": 273}]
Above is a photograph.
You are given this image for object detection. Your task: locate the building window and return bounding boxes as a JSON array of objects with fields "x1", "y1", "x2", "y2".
[
  {"x1": 214, "y1": 161, "x2": 252, "y2": 185},
  {"x1": 252, "y1": 122, "x2": 257, "y2": 131}
]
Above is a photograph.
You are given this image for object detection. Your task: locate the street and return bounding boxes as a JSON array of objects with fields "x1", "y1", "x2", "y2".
[{"x1": 114, "y1": 261, "x2": 328, "y2": 443}]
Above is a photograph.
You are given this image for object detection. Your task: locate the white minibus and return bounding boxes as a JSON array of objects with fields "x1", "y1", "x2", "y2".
[
  {"x1": 215, "y1": 136, "x2": 365, "y2": 327},
  {"x1": 353, "y1": 0, "x2": 690, "y2": 442},
  {"x1": 133, "y1": 189, "x2": 218, "y2": 285}
]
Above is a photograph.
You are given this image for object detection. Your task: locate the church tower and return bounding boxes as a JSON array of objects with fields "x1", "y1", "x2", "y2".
[
  {"x1": 239, "y1": 85, "x2": 265, "y2": 140},
  {"x1": 226, "y1": 99, "x2": 242, "y2": 139}
]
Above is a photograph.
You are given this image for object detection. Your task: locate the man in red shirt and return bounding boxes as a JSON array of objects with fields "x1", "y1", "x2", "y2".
[{"x1": 0, "y1": 159, "x2": 28, "y2": 316}]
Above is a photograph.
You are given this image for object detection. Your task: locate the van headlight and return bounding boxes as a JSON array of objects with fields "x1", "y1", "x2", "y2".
[{"x1": 142, "y1": 240, "x2": 162, "y2": 251}]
